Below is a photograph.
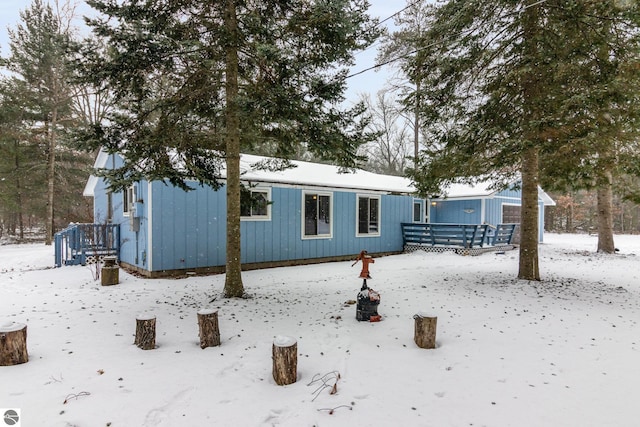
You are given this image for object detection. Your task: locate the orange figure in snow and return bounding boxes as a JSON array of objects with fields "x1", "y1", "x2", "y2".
[{"x1": 352, "y1": 250, "x2": 374, "y2": 280}]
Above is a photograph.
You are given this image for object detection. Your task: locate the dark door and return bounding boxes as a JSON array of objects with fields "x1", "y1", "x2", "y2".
[{"x1": 502, "y1": 204, "x2": 521, "y2": 244}]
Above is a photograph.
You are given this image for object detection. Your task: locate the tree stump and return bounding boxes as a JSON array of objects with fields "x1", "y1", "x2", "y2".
[
  {"x1": 197, "y1": 309, "x2": 220, "y2": 349},
  {"x1": 414, "y1": 313, "x2": 437, "y2": 349},
  {"x1": 272, "y1": 336, "x2": 297, "y2": 385},
  {"x1": 135, "y1": 314, "x2": 156, "y2": 350},
  {"x1": 101, "y1": 265, "x2": 119, "y2": 286},
  {"x1": 0, "y1": 322, "x2": 28, "y2": 366}
]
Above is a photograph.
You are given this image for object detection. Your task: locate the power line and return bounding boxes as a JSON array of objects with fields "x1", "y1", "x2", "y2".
[{"x1": 378, "y1": 0, "x2": 426, "y2": 26}]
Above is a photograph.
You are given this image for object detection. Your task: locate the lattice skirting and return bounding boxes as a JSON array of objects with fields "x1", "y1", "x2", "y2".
[
  {"x1": 84, "y1": 255, "x2": 115, "y2": 265},
  {"x1": 404, "y1": 244, "x2": 516, "y2": 256}
]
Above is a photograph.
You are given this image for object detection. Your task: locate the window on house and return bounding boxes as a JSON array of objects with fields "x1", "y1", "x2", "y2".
[
  {"x1": 123, "y1": 186, "x2": 136, "y2": 216},
  {"x1": 357, "y1": 195, "x2": 380, "y2": 236},
  {"x1": 107, "y1": 191, "x2": 113, "y2": 223},
  {"x1": 303, "y1": 192, "x2": 332, "y2": 237},
  {"x1": 241, "y1": 188, "x2": 271, "y2": 220},
  {"x1": 413, "y1": 200, "x2": 423, "y2": 222}
]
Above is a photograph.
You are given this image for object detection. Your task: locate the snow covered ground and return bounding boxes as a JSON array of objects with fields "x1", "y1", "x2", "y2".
[{"x1": 1, "y1": 233, "x2": 639, "y2": 427}]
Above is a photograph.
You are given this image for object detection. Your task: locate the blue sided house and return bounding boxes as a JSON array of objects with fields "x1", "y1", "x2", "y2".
[{"x1": 54, "y1": 150, "x2": 554, "y2": 275}]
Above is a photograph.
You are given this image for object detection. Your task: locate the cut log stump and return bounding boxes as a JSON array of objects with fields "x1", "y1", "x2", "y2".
[
  {"x1": 135, "y1": 314, "x2": 156, "y2": 350},
  {"x1": 0, "y1": 322, "x2": 28, "y2": 366},
  {"x1": 197, "y1": 309, "x2": 220, "y2": 349},
  {"x1": 272, "y1": 336, "x2": 297, "y2": 385},
  {"x1": 101, "y1": 266, "x2": 119, "y2": 286},
  {"x1": 414, "y1": 313, "x2": 437, "y2": 349}
]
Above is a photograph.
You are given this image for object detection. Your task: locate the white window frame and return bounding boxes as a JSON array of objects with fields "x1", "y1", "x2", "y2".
[
  {"x1": 413, "y1": 198, "x2": 425, "y2": 223},
  {"x1": 123, "y1": 185, "x2": 136, "y2": 217},
  {"x1": 302, "y1": 191, "x2": 333, "y2": 239},
  {"x1": 356, "y1": 194, "x2": 381, "y2": 237},
  {"x1": 240, "y1": 187, "x2": 272, "y2": 221}
]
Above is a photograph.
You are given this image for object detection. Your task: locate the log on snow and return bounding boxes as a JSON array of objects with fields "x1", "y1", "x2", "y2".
[
  {"x1": 197, "y1": 309, "x2": 220, "y2": 349},
  {"x1": 272, "y1": 336, "x2": 297, "y2": 385},
  {"x1": 414, "y1": 313, "x2": 437, "y2": 349},
  {"x1": 0, "y1": 322, "x2": 28, "y2": 366},
  {"x1": 135, "y1": 314, "x2": 156, "y2": 350}
]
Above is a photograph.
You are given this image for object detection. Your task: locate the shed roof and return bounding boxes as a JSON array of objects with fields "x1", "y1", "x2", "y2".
[{"x1": 433, "y1": 180, "x2": 555, "y2": 206}]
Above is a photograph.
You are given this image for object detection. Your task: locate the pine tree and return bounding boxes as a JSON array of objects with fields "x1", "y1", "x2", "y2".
[
  {"x1": 537, "y1": 1, "x2": 640, "y2": 253},
  {"x1": 5, "y1": 0, "x2": 75, "y2": 244},
  {"x1": 399, "y1": 0, "x2": 640, "y2": 279},
  {"x1": 76, "y1": 0, "x2": 380, "y2": 297}
]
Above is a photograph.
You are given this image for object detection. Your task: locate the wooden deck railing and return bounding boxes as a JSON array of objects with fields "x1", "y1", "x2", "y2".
[
  {"x1": 54, "y1": 223, "x2": 120, "y2": 267},
  {"x1": 401, "y1": 223, "x2": 517, "y2": 249}
]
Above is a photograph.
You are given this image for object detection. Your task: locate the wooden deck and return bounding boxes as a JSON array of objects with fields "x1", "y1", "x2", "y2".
[
  {"x1": 401, "y1": 223, "x2": 517, "y2": 255},
  {"x1": 54, "y1": 223, "x2": 120, "y2": 267}
]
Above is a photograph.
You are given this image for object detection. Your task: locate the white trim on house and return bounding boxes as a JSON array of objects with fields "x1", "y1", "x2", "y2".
[
  {"x1": 240, "y1": 187, "x2": 272, "y2": 221},
  {"x1": 147, "y1": 180, "x2": 153, "y2": 271},
  {"x1": 412, "y1": 198, "x2": 425, "y2": 223},
  {"x1": 301, "y1": 190, "x2": 333, "y2": 240},
  {"x1": 356, "y1": 193, "x2": 381, "y2": 237}
]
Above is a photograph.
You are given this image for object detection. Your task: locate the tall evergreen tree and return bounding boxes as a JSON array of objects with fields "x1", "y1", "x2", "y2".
[
  {"x1": 399, "y1": 0, "x2": 640, "y2": 280},
  {"x1": 0, "y1": 80, "x2": 30, "y2": 239},
  {"x1": 5, "y1": 0, "x2": 75, "y2": 244},
  {"x1": 76, "y1": 0, "x2": 380, "y2": 297},
  {"x1": 537, "y1": 1, "x2": 640, "y2": 253}
]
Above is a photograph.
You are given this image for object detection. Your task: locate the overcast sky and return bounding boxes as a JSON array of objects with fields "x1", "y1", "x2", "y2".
[{"x1": 0, "y1": 0, "x2": 402, "y2": 104}]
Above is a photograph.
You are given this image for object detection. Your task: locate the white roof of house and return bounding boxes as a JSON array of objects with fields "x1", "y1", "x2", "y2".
[
  {"x1": 82, "y1": 151, "x2": 416, "y2": 196},
  {"x1": 433, "y1": 180, "x2": 555, "y2": 206},
  {"x1": 82, "y1": 149, "x2": 555, "y2": 204},
  {"x1": 83, "y1": 149, "x2": 110, "y2": 197},
  {"x1": 237, "y1": 154, "x2": 414, "y2": 194},
  {"x1": 435, "y1": 181, "x2": 496, "y2": 198}
]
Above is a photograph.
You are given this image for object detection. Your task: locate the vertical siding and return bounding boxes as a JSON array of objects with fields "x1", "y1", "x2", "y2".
[
  {"x1": 432, "y1": 199, "x2": 482, "y2": 224},
  {"x1": 92, "y1": 154, "x2": 150, "y2": 269},
  {"x1": 110, "y1": 180, "x2": 147, "y2": 269},
  {"x1": 538, "y1": 201, "x2": 545, "y2": 242},
  {"x1": 141, "y1": 184, "x2": 414, "y2": 272},
  {"x1": 151, "y1": 181, "x2": 227, "y2": 271},
  {"x1": 92, "y1": 177, "x2": 109, "y2": 224},
  {"x1": 484, "y1": 198, "x2": 504, "y2": 225}
]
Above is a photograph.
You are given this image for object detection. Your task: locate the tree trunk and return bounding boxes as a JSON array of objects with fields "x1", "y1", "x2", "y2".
[
  {"x1": 597, "y1": 169, "x2": 615, "y2": 253},
  {"x1": 414, "y1": 77, "x2": 421, "y2": 162},
  {"x1": 413, "y1": 313, "x2": 437, "y2": 349},
  {"x1": 518, "y1": 1, "x2": 541, "y2": 281},
  {"x1": 13, "y1": 139, "x2": 24, "y2": 240},
  {"x1": 0, "y1": 322, "x2": 28, "y2": 366},
  {"x1": 45, "y1": 107, "x2": 58, "y2": 245},
  {"x1": 197, "y1": 309, "x2": 221, "y2": 349},
  {"x1": 223, "y1": 0, "x2": 244, "y2": 298},
  {"x1": 518, "y1": 147, "x2": 540, "y2": 281},
  {"x1": 567, "y1": 196, "x2": 573, "y2": 232},
  {"x1": 134, "y1": 315, "x2": 156, "y2": 350},
  {"x1": 101, "y1": 264, "x2": 119, "y2": 286},
  {"x1": 272, "y1": 336, "x2": 297, "y2": 385}
]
